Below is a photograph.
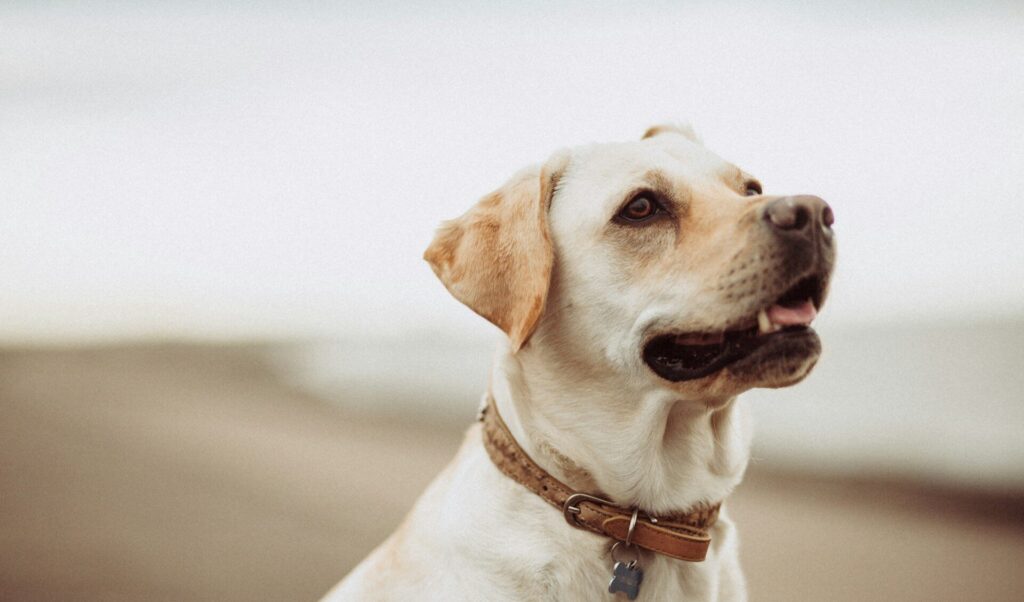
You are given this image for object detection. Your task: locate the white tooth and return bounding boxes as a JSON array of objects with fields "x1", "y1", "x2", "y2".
[{"x1": 757, "y1": 309, "x2": 771, "y2": 334}]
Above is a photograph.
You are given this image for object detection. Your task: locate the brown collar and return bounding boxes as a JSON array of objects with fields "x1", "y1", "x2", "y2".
[{"x1": 480, "y1": 397, "x2": 721, "y2": 562}]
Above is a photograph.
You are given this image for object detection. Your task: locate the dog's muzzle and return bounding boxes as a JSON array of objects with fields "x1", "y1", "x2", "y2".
[{"x1": 643, "y1": 195, "x2": 836, "y2": 383}]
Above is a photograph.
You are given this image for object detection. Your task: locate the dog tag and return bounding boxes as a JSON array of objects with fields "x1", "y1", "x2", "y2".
[{"x1": 608, "y1": 560, "x2": 644, "y2": 600}]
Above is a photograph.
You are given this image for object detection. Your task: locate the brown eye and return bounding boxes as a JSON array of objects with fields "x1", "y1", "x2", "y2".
[
  {"x1": 617, "y1": 195, "x2": 663, "y2": 223},
  {"x1": 745, "y1": 181, "x2": 762, "y2": 196}
]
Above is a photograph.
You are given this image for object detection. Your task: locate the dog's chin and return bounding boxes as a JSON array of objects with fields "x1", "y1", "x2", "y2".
[
  {"x1": 642, "y1": 327, "x2": 821, "y2": 392},
  {"x1": 723, "y1": 327, "x2": 821, "y2": 388}
]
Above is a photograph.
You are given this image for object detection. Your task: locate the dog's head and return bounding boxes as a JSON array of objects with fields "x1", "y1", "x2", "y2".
[{"x1": 425, "y1": 125, "x2": 835, "y2": 399}]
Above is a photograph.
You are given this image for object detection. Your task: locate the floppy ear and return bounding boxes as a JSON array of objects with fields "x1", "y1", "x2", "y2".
[{"x1": 424, "y1": 153, "x2": 568, "y2": 352}]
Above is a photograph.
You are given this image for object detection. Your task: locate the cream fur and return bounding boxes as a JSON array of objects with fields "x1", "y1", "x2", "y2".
[{"x1": 323, "y1": 126, "x2": 829, "y2": 601}]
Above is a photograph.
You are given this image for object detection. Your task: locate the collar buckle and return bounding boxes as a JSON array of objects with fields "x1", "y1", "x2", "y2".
[{"x1": 562, "y1": 492, "x2": 616, "y2": 529}]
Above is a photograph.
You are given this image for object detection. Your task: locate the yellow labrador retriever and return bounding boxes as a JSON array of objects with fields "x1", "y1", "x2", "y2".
[{"x1": 324, "y1": 125, "x2": 835, "y2": 601}]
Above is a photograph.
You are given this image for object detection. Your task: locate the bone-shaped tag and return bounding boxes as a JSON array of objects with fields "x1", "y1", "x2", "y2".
[{"x1": 608, "y1": 561, "x2": 644, "y2": 600}]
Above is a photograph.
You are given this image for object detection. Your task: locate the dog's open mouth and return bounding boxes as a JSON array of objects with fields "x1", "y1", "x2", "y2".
[{"x1": 643, "y1": 274, "x2": 825, "y2": 382}]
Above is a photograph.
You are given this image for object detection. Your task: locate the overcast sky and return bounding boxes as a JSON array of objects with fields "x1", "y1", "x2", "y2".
[{"x1": 3, "y1": 2, "x2": 1023, "y2": 342}]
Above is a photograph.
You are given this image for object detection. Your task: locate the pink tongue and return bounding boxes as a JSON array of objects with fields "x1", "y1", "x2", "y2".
[{"x1": 767, "y1": 300, "x2": 817, "y2": 326}]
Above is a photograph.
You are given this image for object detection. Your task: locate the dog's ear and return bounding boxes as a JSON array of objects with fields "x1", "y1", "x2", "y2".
[
  {"x1": 642, "y1": 123, "x2": 701, "y2": 143},
  {"x1": 424, "y1": 153, "x2": 568, "y2": 352}
]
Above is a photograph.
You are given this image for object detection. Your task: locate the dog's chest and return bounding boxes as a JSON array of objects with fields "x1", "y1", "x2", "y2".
[
  {"x1": 527, "y1": 551, "x2": 710, "y2": 601},
  {"x1": 463, "y1": 502, "x2": 716, "y2": 601}
]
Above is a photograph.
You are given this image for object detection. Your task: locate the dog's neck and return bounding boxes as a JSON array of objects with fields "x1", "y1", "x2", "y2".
[{"x1": 490, "y1": 339, "x2": 752, "y2": 516}]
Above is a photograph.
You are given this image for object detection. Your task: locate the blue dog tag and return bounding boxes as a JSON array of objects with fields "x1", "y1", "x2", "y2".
[{"x1": 608, "y1": 560, "x2": 644, "y2": 600}]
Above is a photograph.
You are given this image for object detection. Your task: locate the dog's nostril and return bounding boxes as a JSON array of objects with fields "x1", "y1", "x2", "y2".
[
  {"x1": 765, "y1": 198, "x2": 806, "y2": 231},
  {"x1": 764, "y1": 195, "x2": 830, "y2": 233},
  {"x1": 791, "y1": 206, "x2": 809, "y2": 230}
]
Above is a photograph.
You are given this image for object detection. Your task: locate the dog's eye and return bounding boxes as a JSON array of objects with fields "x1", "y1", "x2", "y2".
[
  {"x1": 744, "y1": 181, "x2": 762, "y2": 196},
  {"x1": 616, "y1": 194, "x2": 664, "y2": 223}
]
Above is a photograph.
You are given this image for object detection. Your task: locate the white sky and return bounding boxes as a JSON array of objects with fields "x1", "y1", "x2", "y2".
[{"x1": 3, "y1": 2, "x2": 1023, "y2": 343}]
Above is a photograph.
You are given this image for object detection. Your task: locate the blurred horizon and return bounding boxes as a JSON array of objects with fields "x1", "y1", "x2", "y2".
[
  {"x1": 4, "y1": 0, "x2": 1023, "y2": 489},
  {"x1": 0, "y1": 0, "x2": 1021, "y2": 491}
]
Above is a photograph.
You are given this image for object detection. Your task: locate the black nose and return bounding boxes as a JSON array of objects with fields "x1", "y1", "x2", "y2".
[{"x1": 763, "y1": 195, "x2": 834, "y2": 233}]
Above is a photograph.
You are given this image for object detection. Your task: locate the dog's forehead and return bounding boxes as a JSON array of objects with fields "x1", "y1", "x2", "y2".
[{"x1": 558, "y1": 134, "x2": 739, "y2": 210}]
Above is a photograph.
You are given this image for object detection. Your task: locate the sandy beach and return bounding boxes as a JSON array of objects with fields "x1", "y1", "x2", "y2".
[{"x1": 2, "y1": 343, "x2": 1022, "y2": 601}]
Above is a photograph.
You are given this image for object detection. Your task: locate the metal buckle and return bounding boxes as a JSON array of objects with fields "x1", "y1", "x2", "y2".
[{"x1": 562, "y1": 492, "x2": 616, "y2": 528}]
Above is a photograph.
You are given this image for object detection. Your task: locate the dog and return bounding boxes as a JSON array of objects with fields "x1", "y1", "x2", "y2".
[{"x1": 323, "y1": 124, "x2": 835, "y2": 601}]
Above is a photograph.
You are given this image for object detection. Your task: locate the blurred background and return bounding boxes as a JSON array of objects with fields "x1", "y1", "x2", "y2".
[{"x1": 3, "y1": 1, "x2": 1023, "y2": 601}]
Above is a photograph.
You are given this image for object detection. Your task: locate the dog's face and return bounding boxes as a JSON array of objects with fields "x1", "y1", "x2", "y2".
[{"x1": 425, "y1": 126, "x2": 835, "y2": 400}]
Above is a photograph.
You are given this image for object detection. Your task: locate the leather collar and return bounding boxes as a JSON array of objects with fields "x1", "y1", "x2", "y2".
[{"x1": 480, "y1": 396, "x2": 721, "y2": 562}]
